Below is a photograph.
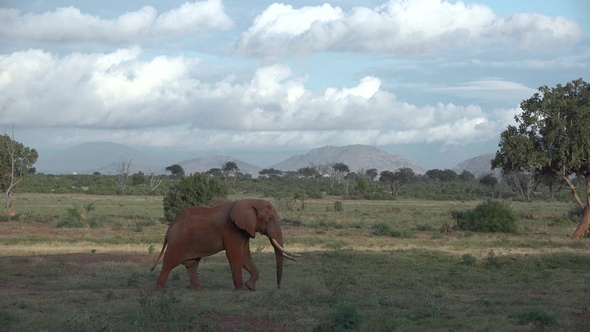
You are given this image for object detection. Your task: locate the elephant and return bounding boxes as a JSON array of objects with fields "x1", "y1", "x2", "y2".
[{"x1": 150, "y1": 199, "x2": 299, "y2": 291}]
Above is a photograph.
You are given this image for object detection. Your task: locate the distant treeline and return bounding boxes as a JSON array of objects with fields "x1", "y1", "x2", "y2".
[{"x1": 17, "y1": 168, "x2": 580, "y2": 203}]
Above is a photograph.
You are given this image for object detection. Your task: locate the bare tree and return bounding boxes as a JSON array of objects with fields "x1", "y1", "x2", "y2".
[
  {"x1": 148, "y1": 169, "x2": 163, "y2": 194},
  {"x1": 116, "y1": 158, "x2": 132, "y2": 194}
]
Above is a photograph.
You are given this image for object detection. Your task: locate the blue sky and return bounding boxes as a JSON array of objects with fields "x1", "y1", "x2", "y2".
[{"x1": 1, "y1": 0, "x2": 588, "y2": 169}]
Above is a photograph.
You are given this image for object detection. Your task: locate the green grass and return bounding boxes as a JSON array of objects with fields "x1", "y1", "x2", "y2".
[{"x1": 1, "y1": 193, "x2": 589, "y2": 330}]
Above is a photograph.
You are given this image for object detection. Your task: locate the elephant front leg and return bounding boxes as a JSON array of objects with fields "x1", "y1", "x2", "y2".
[
  {"x1": 226, "y1": 249, "x2": 244, "y2": 290},
  {"x1": 183, "y1": 259, "x2": 203, "y2": 291},
  {"x1": 243, "y1": 243, "x2": 259, "y2": 291}
]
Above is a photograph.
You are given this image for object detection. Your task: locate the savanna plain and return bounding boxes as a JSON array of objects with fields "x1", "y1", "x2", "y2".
[{"x1": 1, "y1": 193, "x2": 590, "y2": 331}]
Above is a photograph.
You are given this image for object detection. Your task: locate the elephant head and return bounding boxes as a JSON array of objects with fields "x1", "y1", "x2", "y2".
[{"x1": 230, "y1": 199, "x2": 299, "y2": 288}]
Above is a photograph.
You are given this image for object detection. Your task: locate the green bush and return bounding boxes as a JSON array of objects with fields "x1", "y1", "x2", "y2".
[
  {"x1": 372, "y1": 222, "x2": 393, "y2": 236},
  {"x1": 451, "y1": 200, "x2": 519, "y2": 233},
  {"x1": 371, "y1": 222, "x2": 413, "y2": 238},
  {"x1": 56, "y1": 219, "x2": 86, "y2": 228},
  {"x1": 162, "y1": 173, "x2": 228, "y2": 224}
]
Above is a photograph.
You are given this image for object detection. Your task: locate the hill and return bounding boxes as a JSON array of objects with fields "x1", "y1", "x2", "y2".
[
  {"x1": 35, "y1": 142, "x2": 164, "y2": 174},
  {"x1": 272, "y1": 145, "x2": 426, "y2": 174},
  {"x1": 453, "y1": 153, "x2": 499, "y2": 177}
]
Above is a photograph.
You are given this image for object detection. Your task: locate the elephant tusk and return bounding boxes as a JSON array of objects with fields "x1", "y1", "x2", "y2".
[
  {"x1": 283, "y1": 252, "x2": 298, "y2": 261},
  {"x1": 271, "y1": 238, "x2": 301, "y2": 261}
]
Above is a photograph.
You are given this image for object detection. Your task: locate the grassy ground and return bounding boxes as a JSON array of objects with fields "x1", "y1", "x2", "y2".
[{"x1": 0, "y1": 193, "x2": 589, "y2": 331}]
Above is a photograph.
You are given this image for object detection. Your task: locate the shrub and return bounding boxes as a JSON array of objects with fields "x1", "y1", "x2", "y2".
[
  {"x1": 56, "y1": 219, "x2": 86, "y2": 228},
  {"x1": 331, "y1": 305, "x2": 362, "y2": 331},
  {"x1": 461, "y1": 254, "x2": 477, "y2": 266},
  {"x1": 162, "y1": 173, "x2": 228, "y2": 224},
  {"x1": 372, "y1": 222, "x2": 394, "y2": 236},
  {"x1": 451, "y1": 200, "x2": 519, "y2": 233},
  {"x1": 371, "y1": 222, "x2": 413, "y2": 238}
]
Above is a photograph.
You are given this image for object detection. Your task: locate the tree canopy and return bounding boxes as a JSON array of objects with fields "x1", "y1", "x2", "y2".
[
  {"x1": 491, "y1": 78, "x2": 590, "y2": 238},
  {"x1": 165, "y1": 164, "x2": 185, "y2": 177}
]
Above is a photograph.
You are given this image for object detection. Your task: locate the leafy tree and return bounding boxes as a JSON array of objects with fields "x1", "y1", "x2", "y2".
[
  {"x1": 479, "y1": 173, "x2": 498, "y2": 198},
  {"x1": 221, "y1": 161, "x2": 239, "y2": 180},
  {"x1": 426, "y1": 169, "x2": 457, "y2": 181},
  {"x1": 329, "y1": 162, "x2": 350, "y2": 187},
  {"x1": 491, "y1": 78, "x2": 590, "y2": 238},
  {"x1": 364, "y1": 168, "x2": 379, "y2": 181},
  {"x1": 259, "y1": 168, "x2": 283, "y2": 178},
  {"x1": 165, "y1": 164, "x2": 185, "y2": 178},
  {"x1": 458, "y1": 170, "x2": 475, "y2": 182},
  {"x1": 162, "y1": 173, "x2": 228, "y2": 224},
  {"x1": 1, "y1": 132, "x2": 38, "y2": 218},
  {"x1": 379, "y1": 168, "x2": 415, "y2": 196},
  {"x1": 131, "y1": 171, "x2": 146, "y2": 186},
  {"x1": 297, "y1": 166, "x2": 319, "y2": 178},
  {"x1": 206, "y1": 168, "x2": 223, "y2": 177}
]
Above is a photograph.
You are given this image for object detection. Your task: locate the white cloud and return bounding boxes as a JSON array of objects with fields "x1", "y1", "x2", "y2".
[
  {"x1": 0, "y1": 0, "x2": 233, "y2": 44},
  {"x1": 431, "y1": 80, "x2": 537, "y2": 101},
  {"x1": 0, "y1": 47, "x2": 514, "y2": 151},
  {"x1": 233, "y1": 0, "x2": 581, "y2": 57}
]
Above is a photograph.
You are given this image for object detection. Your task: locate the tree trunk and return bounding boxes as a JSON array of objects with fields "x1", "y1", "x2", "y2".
[
  {"x1": 570, "y1": 175, "x2": 590, "y2": 240},
  {"x1": 571, "y1": 207, "x2": 590, "y2": 239},
  {"x1": 5, "y1": 190, "x2": 15, "y2": 219}
]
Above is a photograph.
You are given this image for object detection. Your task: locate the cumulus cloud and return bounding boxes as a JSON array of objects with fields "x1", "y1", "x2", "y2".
[
  {"x1": 233, "y1": 0, "x2": 581, "y2": 57},
  {"x1": 0, "y1": 0, "x2": 233, "y2": 44},
  {"x1": 0, "y1": 47, "x2": 510, "y2": 150}
]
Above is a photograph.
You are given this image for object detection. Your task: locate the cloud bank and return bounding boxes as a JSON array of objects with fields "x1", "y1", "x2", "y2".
[
  {"x1": 233, "y1": 0, "x2": 581, "y2": 57},
  {"x1": 0, "y1": 0, "x2": 233, "y2": 44},
  {"x1": 0, "y1": 46, "x2": 512, "y2": 150}
]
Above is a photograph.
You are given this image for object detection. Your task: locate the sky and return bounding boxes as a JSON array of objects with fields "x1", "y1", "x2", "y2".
[{"x1": 1, "y1": 0, "x2": 588, "y2": 169}]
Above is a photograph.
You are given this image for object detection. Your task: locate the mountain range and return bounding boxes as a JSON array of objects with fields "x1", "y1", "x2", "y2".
[{"x1": 34, "y1": 142, "x2": 496, "y2": 176}]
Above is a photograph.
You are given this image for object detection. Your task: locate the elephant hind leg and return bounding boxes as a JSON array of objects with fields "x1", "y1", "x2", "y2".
[
  {"x1": 156, "y1": 249, "x2": 184, "y2": 290},
  {"x1": 183, "y1": 258, "x2": 203, "y2": 291},
  {"x1": 156, "y1": 264, "x2": 172, "y2": 290}
]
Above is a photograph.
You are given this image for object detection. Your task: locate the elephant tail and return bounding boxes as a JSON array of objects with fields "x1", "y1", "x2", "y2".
[{"x1": 150, "y1": 238, "x2": 168, "y2": 272}]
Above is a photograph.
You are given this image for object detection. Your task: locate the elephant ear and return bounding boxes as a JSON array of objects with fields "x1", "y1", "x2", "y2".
[{"x1": 230, "y1": 200, "x2": 257, "y2": 238}]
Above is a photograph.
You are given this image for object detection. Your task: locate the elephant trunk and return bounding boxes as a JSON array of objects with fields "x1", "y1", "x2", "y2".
[{"x1": 274, "y1": 241, "x2": 284, "y2": 289}]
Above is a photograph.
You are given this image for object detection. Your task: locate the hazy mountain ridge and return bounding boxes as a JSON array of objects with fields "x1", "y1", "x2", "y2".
[
  {"x1": 272, "y1": 145, "x2": 426, "y2": 174},
  {"x1": 453, "y1": 153, "x2": 498, "y2": 177},
  {"x1": 35, "y1": 141, "x2": 493, "y2": 176},
  {"x1": 36, "y1": 142, "x2": 164, "y2": 174}
]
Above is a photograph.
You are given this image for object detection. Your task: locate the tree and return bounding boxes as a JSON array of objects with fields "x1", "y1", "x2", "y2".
[
  {"x1": 1, "y1": 131, "x2": 38, "y2": 218},
  {"x1": 259, "y1": 168, "x2": 283, "y2": 178},
  {"x1": 426, "y1": 169, "x2": 457, "y2": 181},
  {"x1": 221, "y1": 161, "x2": 239, "y2": 180},
  {"x1": 479, "y1": 174, "x2": 498, "y2": 198},
  {"x1": 166, "y1": 164, "x2": 185, "y2": 178},
  {"x1": 148, "y1": 171, "x2": 163, "y2": 194},
  {"x1": 116, "y1": 158, "x2": 132, "y2": 194},
  {"x1": 365, "y1": 168, "x2": 379, "y2": 181},
  {"x1": 502, "y1": 171, "x2": 537, "y2": 200},
  {"x1": 491, "y1": 78, "x2": 590, "y2": 239},
  {"x1": 297, "y1": 166, "x2": 319, "y2": 178},
  {"x1": 329, "y1": 162, "x2": 350, "y2": 187},
  {"x1": 162, "y1": 173, "x2": 228, "y2": 223},
  {"x1": 379, "y1": 168, "x2": 415, "y2": 196},
  {"x1": 131, "y1": 171, "x2": 146, "y2": 186}
]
